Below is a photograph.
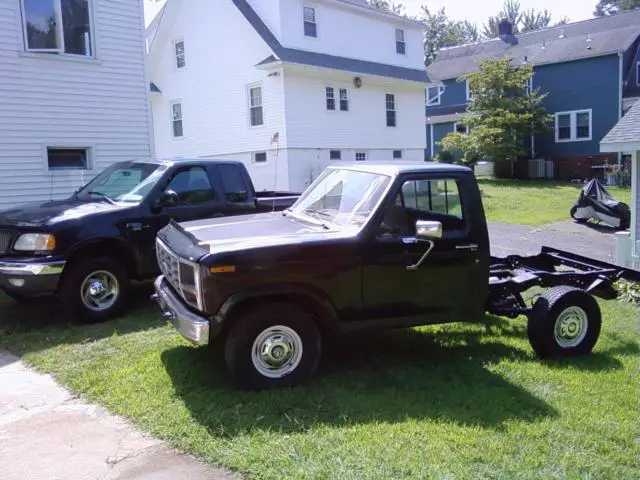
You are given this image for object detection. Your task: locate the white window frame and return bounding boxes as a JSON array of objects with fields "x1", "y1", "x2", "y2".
[
  {"x1": 253, "y1": 152, "x2": 267, "y2": 164},
  {"x1": 20, "y1": 0, "x2": 96, "y2": 58},
  {"x1": 170, "y1": 101, "x2": 184, "y2": 138},
  {"x1": 325, "y1": 86, "x2": 335, "y2": 111},
  {"x1": 453, "y1": 122, "x2": 469, "y2": 134},
  {"x1": 395, "y1": 28, "x2": 405, "y2": 55},
  {"x1": 554, "y1": 109, "x2": 592, "y2": 143},
  {"x1": 426, "y1": 86, "x2": 445, "y2": 106},
  {"x1": 247, "y1": 83, "x2": 264, "y2": 127},
  {"x1": 386, "y1": 93, "x2": 396, "y2": 127},
  {"x1": 45, "y1": 145, "x2": 92, "y2": 171},
  {"x1": 303, "y1": 5, "x2": 317, "y2": 38},
  {"x1": 355, "y1": 151, "x2": 367, "y2": 162},
  {"x1": 173, "y1": 39, "x2": 185, "y2": 69}
]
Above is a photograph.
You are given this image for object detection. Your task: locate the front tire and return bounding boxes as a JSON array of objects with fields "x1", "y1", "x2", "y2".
[
  {"x1": 59, "y1": 256, "x2": 130, "y2": 322},
  {"x1": 527, "y1": 286, "x2": 601, "y2": 358},
  {"x1": 224, "y1": 302, "x2": 322, "y2": 390}
]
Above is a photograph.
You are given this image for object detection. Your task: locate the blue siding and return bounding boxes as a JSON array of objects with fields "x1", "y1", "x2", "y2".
[
  {"x1": 533, "y1": 54, "x2": 620, "y2": 157},
  {"x1": 431, "y1": 122, "x2": 455, "y2": 156},
  {"x1": 426, "y1": 78, "x2": 467, "y2": 113}
]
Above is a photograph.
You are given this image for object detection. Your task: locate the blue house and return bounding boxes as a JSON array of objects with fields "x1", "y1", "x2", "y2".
[{"x1": 425, "y1": 10, "x2": 640, "y2": 180}]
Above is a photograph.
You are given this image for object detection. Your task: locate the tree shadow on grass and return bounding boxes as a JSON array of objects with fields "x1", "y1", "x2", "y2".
[
  {"x1": 161, "y1": 325, "x2": 562, "y2": 436},
  {"x1": 0, "y1": 281, "x2": 165, "y2": 357}
]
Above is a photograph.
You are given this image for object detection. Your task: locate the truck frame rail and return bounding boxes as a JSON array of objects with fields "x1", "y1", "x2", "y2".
[{"x1": 487, "y1": 246, "x2": 640, "y2": 318}]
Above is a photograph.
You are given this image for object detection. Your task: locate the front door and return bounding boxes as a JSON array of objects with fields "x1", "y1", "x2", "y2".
[{"x1": 361, "y1": 172, "x2": 487, "y2": 326}]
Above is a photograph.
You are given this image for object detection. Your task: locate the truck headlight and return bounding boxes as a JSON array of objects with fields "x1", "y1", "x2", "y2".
[{"x1": 13, "y1": 233, "x2": 56, "y2": 252}]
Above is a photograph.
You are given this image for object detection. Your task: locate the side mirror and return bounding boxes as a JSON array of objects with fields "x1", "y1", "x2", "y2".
[
  {"x1": 416, "y1": 220, "x2": 442, "y2": 240},
  {"x1": 159, "y1": 189, "x2": 179, "y2": 207}
]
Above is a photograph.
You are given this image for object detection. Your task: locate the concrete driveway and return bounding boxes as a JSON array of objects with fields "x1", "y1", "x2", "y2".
[
  {"x1": 489, "y1": 220, "x2": 619, "y2": 264},
  {"x1": 0, "y1": 350, "x2": 237, "y2": 480}
]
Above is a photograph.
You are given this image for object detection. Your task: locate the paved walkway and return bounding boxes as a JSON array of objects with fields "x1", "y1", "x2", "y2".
[
  {"x1": 0, "y1": 350, "x2": 238, "y2": 480},
  {"x1": 489, "y1": 220, "x2": 618, "y2": 264}
]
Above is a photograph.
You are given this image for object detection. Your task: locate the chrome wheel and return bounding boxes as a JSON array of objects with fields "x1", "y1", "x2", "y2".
[
  {"x1": 251, "y1": 325, "x2": 303, "y2": 379},
  {"x1": 80, "y1": 270, "x2": 120, "y2": 312},
  {"x1": 554, "y1": 306, "x2": 588, "y2": 348}
]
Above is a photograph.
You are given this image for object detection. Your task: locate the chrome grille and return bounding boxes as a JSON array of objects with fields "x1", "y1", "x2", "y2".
[
  {"x1": 156, "y1": 238, "x2": 202, "y2": 310},
  {"x1": 0, "y1": 229, "x2": 14, "y2": 255}
]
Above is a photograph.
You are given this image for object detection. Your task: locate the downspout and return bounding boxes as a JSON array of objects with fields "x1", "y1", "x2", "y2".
[
  {"x1": 618, "y1": 52, "x2": 623, "y2": 168},
  {"x1": 430, "y1": 123, "x2": 434, "y2": 159},
  {"x1": 631, "y1": 150, "x2": 638, "y2": 269}
]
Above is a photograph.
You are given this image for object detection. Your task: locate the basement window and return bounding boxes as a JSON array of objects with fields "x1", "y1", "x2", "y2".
[
  {"x1": 330, "y1": 150, "x2": 341, "y2": 160},
  {"x1": 47, "y1": 147, "x2": 89, "y2": 170},
  {"x1": 254, "y1": 152, "x2": 267, "y2": 163}
]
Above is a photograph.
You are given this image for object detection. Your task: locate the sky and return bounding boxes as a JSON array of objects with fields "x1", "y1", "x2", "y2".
[{"x1": 144, "y1": 0, "x2": 598, "y2": 28}]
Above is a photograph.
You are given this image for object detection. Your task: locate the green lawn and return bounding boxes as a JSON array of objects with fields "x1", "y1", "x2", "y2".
[
  {"x1": 1, "y1": 287, "x2": 638, "y2": 479},
  {"x1": 478, "y1": 179, "x2": 631, "y2": 225}
]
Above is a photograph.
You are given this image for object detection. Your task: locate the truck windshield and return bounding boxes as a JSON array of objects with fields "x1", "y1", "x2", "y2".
[
  {"x1": 289, "y1": 167, "x2": 391, "y2": 228},
  {"x1": 76, "y1": 162, "x2": 168, "y2": 203}
]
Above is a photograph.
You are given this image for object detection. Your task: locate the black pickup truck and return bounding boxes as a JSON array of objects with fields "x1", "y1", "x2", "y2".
[
  {"x1": 0, "y1": 158, "x2": 299, "y2": 320},
  {"x1": 152, "y1": 161, "x2": 640, "y2": 390}
]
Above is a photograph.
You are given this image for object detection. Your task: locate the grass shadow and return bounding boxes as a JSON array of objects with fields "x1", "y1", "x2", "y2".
[
  {"x1": 0, "y1": 281, "x2": 165, "y2": 356},
  {"x1": 160, "y1": 325, "x2": 562, "y2": 437}
]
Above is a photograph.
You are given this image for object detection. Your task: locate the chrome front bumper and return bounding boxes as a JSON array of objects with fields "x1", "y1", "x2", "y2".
[
  {"x1": 153, "y1": 275, "x2": 210, "y2": 346},
  {"x1": 0, "y1": 260, "x2": 65, "y2": 275}
]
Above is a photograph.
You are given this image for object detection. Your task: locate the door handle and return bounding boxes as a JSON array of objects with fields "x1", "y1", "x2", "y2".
[
  {"x1": 407, "y1": 240, "x2": 435, "y2": 271},
  {"x1": 456, "y1": 243, "x2": 479, "y2": 251}
]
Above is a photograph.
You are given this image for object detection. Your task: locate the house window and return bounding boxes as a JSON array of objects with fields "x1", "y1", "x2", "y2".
[
  {"x1": 393, "y1": 150, "x2": 403, "y2": 159},
  {"x1": 454, "y1": 122, "x2": 468, "y2": 134},
  {"x1": 47, "y1": 147, "x2": 88, "y2": 170},
  {"x1": 426, "y1": 86, "x2": 442, "y2": 106},
  {"x1": 303, "y1": 6, "x2": 317, "y2": 37},
  {"x1": 386, "y1": 94, "x2": 396, "y2": 127},
  {"x1": 330, "y1": 150, "x2": 341, "y2": 160},
  {"x1": 326, "y1": 87, "x2": 335, "y2": 110},
  {"x1": 356, "y1": 152, "x2": 367, "y2": 161},
  {"x1": 339, "y1": 88, "x2": 348, "y2": 111},
  {"x1": 171, "y1": 102, "x2": 183, "y2": 137},
  {"x1": 395, "y1": 29, "x2": 405, "y2": 54},
  {"x1": 21, "y1": 0, "x2": 93, "y2": 57},
  {"x1": 249, "y1": 85, "x2": 263, "y2": 126},
  {"x1": 555, "y1": 110, "x2": 592, "y2": 142},
  {"x1": 254, "y1": 152, "x2": 267, "y2": 163},
  {"x1": 174, "y1": 40, "x2": 185, "y2": 69}
]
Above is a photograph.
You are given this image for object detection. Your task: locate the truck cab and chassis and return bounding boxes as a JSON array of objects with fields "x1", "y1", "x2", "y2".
[{"x1": 149, "y1": 161, "x2": 636, "y2": 390}]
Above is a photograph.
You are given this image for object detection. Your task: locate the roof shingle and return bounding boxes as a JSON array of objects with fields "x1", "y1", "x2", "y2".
[{"x1": 601, "y1": 100, "x2": 640, "y2": 146}]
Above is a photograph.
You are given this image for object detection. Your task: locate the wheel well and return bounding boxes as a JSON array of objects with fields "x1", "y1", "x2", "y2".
[
  {"x1": 216, "y1": 293, "x2": 338, "y2": 344},
  {"x1": 66, "y1": 240, "x2": 139, "y2": 279}
]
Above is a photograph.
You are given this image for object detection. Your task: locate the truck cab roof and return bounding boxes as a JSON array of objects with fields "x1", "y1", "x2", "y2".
[
  {"x1": 327, "y1": 161, "x2": 472, "y2": 177},
  {"x1": 127, "y1": 157, "x2": 246, "y2": 168}
]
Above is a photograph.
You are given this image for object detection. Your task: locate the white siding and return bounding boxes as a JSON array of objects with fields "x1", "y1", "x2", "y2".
[
  {"x1": 0, "y1": 0, "x2": 152, "y2": 209},
  {"x1": 286, "y1": 147, "x2": 425, "y2": 192},
  {"x1": 282, "y1": 68, "x2": 427, "y2": 150},
  {"x1": 150, "y1": 0, "x2": 288, "y2": 189},
  {"x1": 247, "y1": 0, "x2": 283, "y2": 38},
  {"x1": 278, "y1": 0, "x2": 424, "y2": 70}
]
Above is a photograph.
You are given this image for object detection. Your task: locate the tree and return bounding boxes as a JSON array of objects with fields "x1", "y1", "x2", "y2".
[
  {"x1": 366, "y1": 0, "x2": 405, "y2": 15},
  {"x1": 594, "y1": 0, "x2": 640, "y2": 16},
  {"x1": 420, "y1": 7, "x2": 480, "y2": 66},
  {"x1": 438, "y1": 57, "x2": 553, "y2": 174},
  {"x1": 482, "y1": 0, "x2": 564, "y2": 38}
]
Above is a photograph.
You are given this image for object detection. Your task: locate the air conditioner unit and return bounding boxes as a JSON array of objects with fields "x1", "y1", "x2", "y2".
[{"x1": 528, "y1": 158, "x2": 546, "y2": 179}]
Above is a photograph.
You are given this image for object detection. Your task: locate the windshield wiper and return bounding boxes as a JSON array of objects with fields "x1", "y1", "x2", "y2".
[
  {"x1": 302, "y1": 209, "x2": 333, "y2": 229},
  {"x1": 86, "y1": 191, "x2": 116, "y2": 204}
]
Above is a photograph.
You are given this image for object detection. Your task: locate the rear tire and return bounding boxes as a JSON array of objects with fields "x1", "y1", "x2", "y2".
[
  {"x1": 59, "y1": 256, "x2": 130, "y2": 323},
  {"x1": 527, "y1": 286, "x2": 601, "y2": 358},
  {"x1": 224, "y1": 302, "x2": 322, "y2": 390}
]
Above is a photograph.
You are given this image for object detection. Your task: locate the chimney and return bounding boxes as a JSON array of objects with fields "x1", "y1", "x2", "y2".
[{"x1": 498, "y1": 18, "x2": 513, "y2": 37}]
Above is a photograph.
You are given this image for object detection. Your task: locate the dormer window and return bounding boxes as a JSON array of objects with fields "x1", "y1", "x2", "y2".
[
  {"x1": 395, "y1": 29, "x2": 405, "y2": 54},
  {"x1": 303, "y1": 6, "x2": 317, "y2": 38}
]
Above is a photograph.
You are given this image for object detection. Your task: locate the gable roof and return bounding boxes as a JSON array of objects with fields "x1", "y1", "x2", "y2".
[
  {"x1": 427, "y1": 9, "x2": 640, "y2": 81},
  {"x1": 146, "y1": 0, "x2": 430, "y2": 84},
  {"x1": 600, "y1": 99, "x2": 640, "y2": 152}
]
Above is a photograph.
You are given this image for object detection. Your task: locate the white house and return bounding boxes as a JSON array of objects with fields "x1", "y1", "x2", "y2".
[
  {"x1": 0, "y1": 0, "x2": 153, "y2": 209},
  {"x1": 146, "y1": 0, "x2": 431, "y2": 192}
]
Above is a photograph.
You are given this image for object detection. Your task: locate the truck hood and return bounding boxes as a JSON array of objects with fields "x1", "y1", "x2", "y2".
[
  {"x1": 0, "y1": 198, "x2": 131, "y2": 228},
  {"x1": 178, "y1": 212, "x2": 357, "y2": 254}
]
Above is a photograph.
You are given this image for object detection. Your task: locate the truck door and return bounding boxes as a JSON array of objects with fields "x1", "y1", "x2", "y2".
[
  {"x1": 141, "y1": 165, "x2": 224, "y2": 275},
  {"x1": 360, "y1": 172, "x2": 489, "y2": 326}
]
